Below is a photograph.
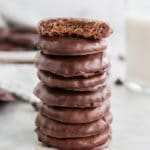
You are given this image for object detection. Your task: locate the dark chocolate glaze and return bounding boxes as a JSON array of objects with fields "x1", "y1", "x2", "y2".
[
  {"x1": 36, "y1": 112, "x2": 112, "y2": 138},
  {"x1": 39, "y1": 100, "x2": 110, "y2": 123},
  {"x1": 35, "y1": 51, "x2": 110, "y2": 77},
  {"x1": 37, "y1": 37, "x2": 107, "y2": 56},
  {"x1": 33, "y1": 82, "x2": 111, "y2": 108},
  {"x1": 0, "y1": 27, "x2": 10, "y2": 41},
  {"x1": 36, "y1": 127, "x2": 111, "y2": 150},
  {"x1": 37, "y1": 70, "x2": 108, "y2": 91},
  {"x1": 7, "y1": 33, "x2": 38, "y2": 48}
]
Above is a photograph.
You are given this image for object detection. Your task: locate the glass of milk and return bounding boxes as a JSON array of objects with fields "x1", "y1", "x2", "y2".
[{"x1": 125, "y1": 0, "x2": 150, "y2": 93}]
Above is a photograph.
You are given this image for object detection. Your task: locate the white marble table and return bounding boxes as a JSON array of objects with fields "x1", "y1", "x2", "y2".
[{"x1": 0, "y1": 84, "x2": 150, "y2": 150}]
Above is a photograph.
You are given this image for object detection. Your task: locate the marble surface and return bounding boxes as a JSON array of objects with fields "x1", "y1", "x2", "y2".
[{"x1": 0, "y1": 85, "x2": 150, "y2": 150}]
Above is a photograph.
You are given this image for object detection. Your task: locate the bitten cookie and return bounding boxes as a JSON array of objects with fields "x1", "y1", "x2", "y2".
[{"x1": 39, "y1": 18, "x2": 112, "y2": 39}]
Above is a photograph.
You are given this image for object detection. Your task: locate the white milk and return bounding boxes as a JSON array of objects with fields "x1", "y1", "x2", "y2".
[{"x1": 125, "y1": 12, "x2": 150, "y2": 88}]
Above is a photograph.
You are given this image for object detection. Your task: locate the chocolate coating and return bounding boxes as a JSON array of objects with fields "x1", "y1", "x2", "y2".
[
  {"x1": 34, "y1": 82, "x2": 111, "y2": 108},
  {"x1": 90, "y1": 146, "x2": 108, "y2": 150},
  {"x1": 0, "y1": 43, "x2": 28, "y2": 51},
  {"x1": 37, "y1": 70, "x2": 107, "y2": 91},
  {"x1": 36, "y1": 112, "x2": 112, "y2": 138},
  {"x1": 35, "y1": 51, "x2": 109, "y2": 77},
  {"x1": 40, "y1": 100, "x2": 110, "y2": 123},
  {"x1": 10, "y1": 25, "x2": 37, "y2": 34},
  {"x1": 0, "y1": 27, "x2": 10, "y2": 41},
  {"x1": 7, "y1": 33, "x2": 38, "y2": 48},
  {"x1": 36, "y1": 127, "x2": 111, "y2": 150},
  {"x1": 37, "y1": 37, "x2": 107, "y2": 56}
]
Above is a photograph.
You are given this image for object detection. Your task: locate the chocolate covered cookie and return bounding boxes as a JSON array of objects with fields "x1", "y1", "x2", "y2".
[
  {"x1": 37, "y1": 70, "x2": 107, "y2": 91},
  {"x1": 34, "y1": 82, "x2": 111, "y2": 108},
  {"x1": 0, "y1": 27, "x2": 10, "y2": 41},
  {"x1": 37, "y1": 37, "x2": 107, "y2": 56},
  {"x1": 36, "y1": 127, "x2": 111, "y2": 150},
  {"x1": 7, "y1": 33, "x2": 38, "y2": 48},
  {"x1": 36, "y1": 112, "x2": 112, "y2": 138},
  {"x1": 39, "y1": 100, "x2": 110, "y2": 123},
  {"x1": 39, "y1": 18, "x2": 112, "y2": 39},
  {"x1": 35, "y1": 51, "x2": 110, "y2": 77},
  {"x1": 0, "y1": 42, "x2": 28, "y2": 51},
  {"x1": 10, "y1": 25, "x2": 37, "y2": 34}
]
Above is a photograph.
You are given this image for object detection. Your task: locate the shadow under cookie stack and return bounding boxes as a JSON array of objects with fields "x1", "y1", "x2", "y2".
[{"x1": 34, "y1": 18, "x2": 113, "y2": 150}]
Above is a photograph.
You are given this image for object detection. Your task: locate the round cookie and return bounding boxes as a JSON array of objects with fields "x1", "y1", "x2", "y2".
[
  {"x1": 37, "y1": 37, "x2": 107, "y2": 56},
  {"x1": 36, "y1": 127, "x2": 111, "y2": 150},
  {"x1": 33, "y1": 82, "x2": 111, "y2": 108},
  {"x1": 36, "y1": 112, "x2": 112, "y2": 138},
  {"x1": 10, "y1": 25, "x2": 37, "y2": 33},
  {"x1": 37, "y1": 70, "x2": 108, "y2": 91},
  {"x1": 0, "y1": 27, "x2": 10, "y2": 41},
  {"x1": 35, "y1": 51, "x2": 110, "y2": 77},
  {"x1": 7, "y1": 33, "x2": 38, "y2": 48},
  {"x1": 39, "y1": 100, "x2": 110, "y2": 123},
  {"x1": 0, "y1": 43, "x2": 28, "y2": 51},
  {"x1": 39, "y1": 18, "x2": 112, "y2": 39}
]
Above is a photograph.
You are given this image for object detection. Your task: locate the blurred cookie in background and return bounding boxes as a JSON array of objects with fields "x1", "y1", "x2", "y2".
[
  {"x1": 0, "y1": 27, "x2": 10, "y2": 41},
  {"x1": 0, "y1": 42, "x2": 29, "y2": 51},
  {"x1": 9, "y1": 25, "x2": 37, "y2": 34},
  {"x1": 7, "y1": 33, "x2": 38, "y2": 49},
  {"x1": 0, "y1": 87, "x2": 16, "y2": 102},
  {"x1": 0, "y1": 22, "x2": 38, "y2": 51}
]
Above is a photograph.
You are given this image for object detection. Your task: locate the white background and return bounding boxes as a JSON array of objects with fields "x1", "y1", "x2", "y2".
[{"x1": 0, "y1": 0, "x2": 125, "y2": 32}]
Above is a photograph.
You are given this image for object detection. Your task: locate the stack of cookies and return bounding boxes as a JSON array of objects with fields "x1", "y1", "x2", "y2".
[{"x1": 34, "y1": 18, "x2": 113, "y2": 150}]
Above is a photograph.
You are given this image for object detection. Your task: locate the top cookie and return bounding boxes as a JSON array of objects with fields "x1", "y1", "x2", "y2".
[{"x1": 38, "y1": 18, "x2": 112, "y2": 39}]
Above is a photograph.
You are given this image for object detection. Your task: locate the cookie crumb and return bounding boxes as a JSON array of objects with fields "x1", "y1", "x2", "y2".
[
  {"x1": 118, "y1": 55, "x2": 125, "y2": 61},
  {"x1": 115, "y1": 78, "x2": 124, "y2": 86}
]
